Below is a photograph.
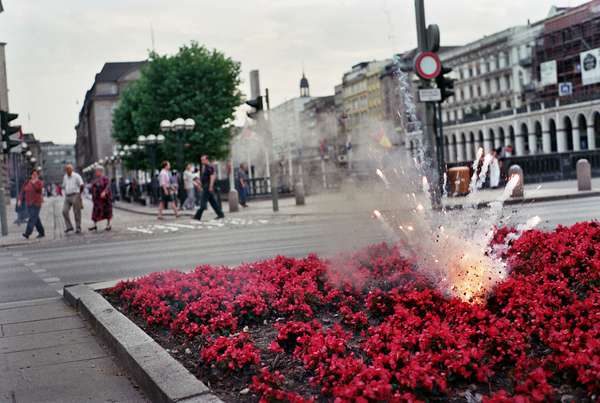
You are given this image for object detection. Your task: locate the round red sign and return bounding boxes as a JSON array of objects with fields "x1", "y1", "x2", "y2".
[{"x1": 415, "y1": 51, "x2": 442, "y2": 80}]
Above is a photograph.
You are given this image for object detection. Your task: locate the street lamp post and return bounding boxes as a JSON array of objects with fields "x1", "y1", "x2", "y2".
[{"x1": 160, "y1": 118, "x2": 195, "y2": 172}]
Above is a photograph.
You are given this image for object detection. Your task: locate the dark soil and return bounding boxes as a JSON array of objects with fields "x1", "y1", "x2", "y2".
[{"x1": 103, "y1": 292, "x2": 322, "y2": 402}]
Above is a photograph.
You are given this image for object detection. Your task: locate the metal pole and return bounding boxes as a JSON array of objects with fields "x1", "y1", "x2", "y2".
[
  {"x1": 176, "y1": 131, "x2": 183, "y2": 172},
  {"x1": 414, "y1": 0, "x2": 441, "y2": 207},
  {"x1": 435, "y1": 103, "x2": 446, "y2": 199},
  {"x1": 265, "y1": 90, "x2": 278, "y2": 212},
  {"x1": 0, "y1": 154, "x2": 8, "y2": 236}
]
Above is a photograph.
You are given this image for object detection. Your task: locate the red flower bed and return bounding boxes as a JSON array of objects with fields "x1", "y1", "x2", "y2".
[{"x1": 104, "y1": 222, "x2": 600, "y2": 402}]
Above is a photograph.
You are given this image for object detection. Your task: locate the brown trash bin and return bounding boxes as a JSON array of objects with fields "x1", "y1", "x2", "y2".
[{"x1": 447, "y1": 167, "x2": 470, "y2": 195}]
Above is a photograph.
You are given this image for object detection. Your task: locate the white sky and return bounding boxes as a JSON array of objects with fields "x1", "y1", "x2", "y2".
[{"x1": 0, "y1": 0, "x2": 588, "y2": 144}]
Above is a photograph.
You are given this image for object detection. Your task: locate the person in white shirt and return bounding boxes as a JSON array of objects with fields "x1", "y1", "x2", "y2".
[
  {"x1": 489, "y1": 148, "x2": 501, "y2": 189},
  {"x1": 182, "y1": 164, "x2": 196, "y2": 210},
  {"x1": 158, "y1": 160, "x2": 180, "y2": 220},
  {"x1": 62, "y1": 164, "x2": 85, "y2": 233}
]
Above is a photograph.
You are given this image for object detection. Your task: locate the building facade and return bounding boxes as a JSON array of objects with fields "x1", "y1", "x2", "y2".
[
  {"x1": 40, "y1": 142, "x2": 75, "y2": 185},
  {"x1": 75, "y1": 61, "x2": 146, "y2": 171},
  {"x1": 337, "y1": 60, "x2": 390, "y2": 150},
  {"x1": 441, "y1": 1, "x2": 600, "y2": 163}
]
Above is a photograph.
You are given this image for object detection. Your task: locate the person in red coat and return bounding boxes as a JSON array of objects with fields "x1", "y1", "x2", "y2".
[
  {"x1": 89, "y1": 166, "x2": 113, "y2": 231},
  {"x1": 20, "y1": 169, "x2": 45, "y2": 239}
]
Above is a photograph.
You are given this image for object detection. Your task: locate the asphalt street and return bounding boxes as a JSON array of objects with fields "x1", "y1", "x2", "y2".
[{"x1": 1, "y1": 195, "x2": 600, "y2": 304}]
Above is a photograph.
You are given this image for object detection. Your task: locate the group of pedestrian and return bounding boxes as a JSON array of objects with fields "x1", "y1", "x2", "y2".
[
  {"x1": 157, "y1": 155, "x2": 226, "y2": 221},
  {"x1": 19, "y1": 163, "x2": 113, "y2": 240}
]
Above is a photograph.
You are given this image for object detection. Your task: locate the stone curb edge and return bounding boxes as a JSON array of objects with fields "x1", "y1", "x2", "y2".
[{"x1": 63, "y1": 284, "x2": 223, "y2": 403}]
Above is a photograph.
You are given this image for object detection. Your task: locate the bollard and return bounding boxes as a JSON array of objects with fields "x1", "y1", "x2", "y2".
[
  {"x1": 577, "y1": 159, "x2": 592, "y2": 191},
  {"x1": 295, "y1": 181, "x2": 305, "y2": 205},
  {"x1": 508, "y1": 165, "x2": 524, "y2": 198},
  {"x1": 228, "y1": 189, "x2": 239, "y2": 213}
]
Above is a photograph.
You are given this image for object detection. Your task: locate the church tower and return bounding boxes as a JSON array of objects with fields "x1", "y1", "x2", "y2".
[{"x1": 300, "y1": 72, "x2": 310, "y2": 97}]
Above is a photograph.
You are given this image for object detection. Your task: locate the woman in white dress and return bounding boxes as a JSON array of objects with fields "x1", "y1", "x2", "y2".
[{"x1": 489, "y1": 148, "x2": 501, "y2": 188}]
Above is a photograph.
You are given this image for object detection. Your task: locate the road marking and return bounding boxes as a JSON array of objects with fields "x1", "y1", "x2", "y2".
[
  {"x1": 41, "y1": 277, "x2": 61, "y2": 283},
  {"x1": 31, "y1": 268, "x2": 46, "y2": 274}
]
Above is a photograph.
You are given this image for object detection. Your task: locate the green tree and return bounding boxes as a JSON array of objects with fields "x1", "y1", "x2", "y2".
[{"x1": 112, "y1": 42, "x2": 242, "y2": 170}]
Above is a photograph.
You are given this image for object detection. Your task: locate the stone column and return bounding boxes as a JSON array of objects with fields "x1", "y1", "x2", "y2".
[
  {"x1": 456, "y1": 139, "x2": 465, "y2": 162},
  {"x1": 494, "y1": 132, "x2": 502, "y2": 149},
  {"x1": 515, "y1": 134, "x2": 525, "y2": 156},
  {"x1": 557, "y1": 128, "x2": 567, "y2": 152},
  {"x1": 465, "y1": 140, "x2": 474, "y2": 161},
  {"x1": 587, "y1": 125, "x2": 596, "y2": 150},
  {"x1": 573, "y1": 129, "x2": 581, "y2": 151},
  {"x1": 542, "y1": 119, "x2": 551, "y2": 154},
  {"x1": 484, "y1": 130, "x2": 493, "y2": 153},
  {"x1": 528, "y1": 133, "x2": 538, "y2": 155},
  {"x1": 449, "y1": 138, "x2": 457, "y2": 162}
]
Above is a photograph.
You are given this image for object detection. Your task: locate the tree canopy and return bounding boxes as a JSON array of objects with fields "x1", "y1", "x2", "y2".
[{"x1": 112, "y1": 42, "x2": 242, "y2": 170}]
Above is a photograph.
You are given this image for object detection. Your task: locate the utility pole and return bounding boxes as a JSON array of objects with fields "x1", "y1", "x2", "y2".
[
  {"x1": 414, "y1": 0, "x2": 442, "y2": 206},
  {"x1": 247, "y1": 70, "x2": 278, "y2": 212}
]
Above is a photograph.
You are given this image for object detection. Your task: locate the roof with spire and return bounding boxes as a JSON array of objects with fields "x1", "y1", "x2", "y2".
[{"x1": 300, "y1": 72, "x2": 309, "y2": 89}]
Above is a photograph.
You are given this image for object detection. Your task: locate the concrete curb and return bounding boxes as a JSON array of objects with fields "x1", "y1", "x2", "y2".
[{"x1": 63, "y1": 284, "x2": 222, "y2": 403}]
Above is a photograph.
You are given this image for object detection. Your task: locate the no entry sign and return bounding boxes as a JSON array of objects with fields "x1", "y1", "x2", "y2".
[{"x1": 415, "y1": 51, "x2": 441, "y2": 80}]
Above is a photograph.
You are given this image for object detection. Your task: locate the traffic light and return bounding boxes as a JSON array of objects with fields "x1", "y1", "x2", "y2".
[
  {"x1": 246, "y1": 96, "x2": 263, "y2": 120},
  {"x1": 0, "y1": 111, "x2": 20, "y2": 154},
  {"x1": 435, "y1": 66, "x2": 455, "y2": 102}
]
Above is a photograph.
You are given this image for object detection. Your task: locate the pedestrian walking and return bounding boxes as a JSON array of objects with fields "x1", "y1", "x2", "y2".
[
  {"x1": 183, "y1": 164, "x2": 196, "y2": 210},
  {"x1": 194, "y1": 155, "x2": 225, "y2": 221},
  {"x1": 20, "y1": 169, "x2": 45, "y2": 239},
  {"x1": 62, "y1": 163, "x2": 84, "y2": 234},
  {"x1": 158, "y1": 161, "x2": 180, "y2": 219},
  {"x1": 489, "y1": 148, "x2": 501, "y2": 189},
  {"x1": 88, "y1": 166, "x2": 113, "y2": 231},
  {"x1": 236, "y1": 163, "x2": 249, "y2": 207}
]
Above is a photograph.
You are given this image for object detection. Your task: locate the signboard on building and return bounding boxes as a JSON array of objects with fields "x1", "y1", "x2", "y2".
[
  {"x1": 559, "y1": 82, "x2": 573, "y2": 97},
  {"x1": 540, "y1": 60, "x2": 558, "y2": 86},
  {"x1": 580, "y1": 48, "x2": 600, "y2": 85}
]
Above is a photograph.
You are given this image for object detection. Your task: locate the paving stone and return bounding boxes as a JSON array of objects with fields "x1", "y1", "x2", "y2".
[
  {"x1": 0, "y1": 327, "x2": 93, "y2": 353},
  {"x1": 0, "y1": 300, "x2": 73, "y2": 324},
  {"x1": 4, "y1": 339, "x2": 107, "y2": 369},
  {"x1": 9, "y1": 356, "x2": 146, "y2": 403},
  {"x1": 1, "y1": 315, "x2": 83, "y2": 337}
]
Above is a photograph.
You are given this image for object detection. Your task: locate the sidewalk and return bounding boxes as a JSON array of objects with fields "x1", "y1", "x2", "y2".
[
  {"x1": 0, "y1": 297, "x2": 147, "y2": 402},
  {"x1": 112, "y1": 178, "x2": 600, "y2": 218},
  {"x1": 0, "y1": 250, "x2": 147, "y2": 402},
  {"x1": 443, "y1": 177, "x2": 600, "y2": 208}
]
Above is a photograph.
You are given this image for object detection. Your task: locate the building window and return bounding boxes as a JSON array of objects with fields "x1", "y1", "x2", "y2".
[
  {"x1": 505, "y1": 75, "x2": 512, "y2": 90},
  {"x1": 485, "y1": 79, "x2": 491, "y2": 93},
  {"x1": 496, "y1": 77, "x2": 501, "y2": 91},
  {"x1": 506, "y1": 100, "x2": 512, "y2": 109},
  {"x1": 460, "y1": 89, "x2": 465, "y2": 100},
  {"x1": 469, "y1": 67, "x2": 474, "y2": 77},
  {"x1": 477, "y1": 85, "x2": 482, "y2": 97}
]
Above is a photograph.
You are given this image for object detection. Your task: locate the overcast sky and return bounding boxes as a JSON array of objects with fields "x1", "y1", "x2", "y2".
[{"x1": 0, "y1": 0, "x2": 588, "y2": 144}]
